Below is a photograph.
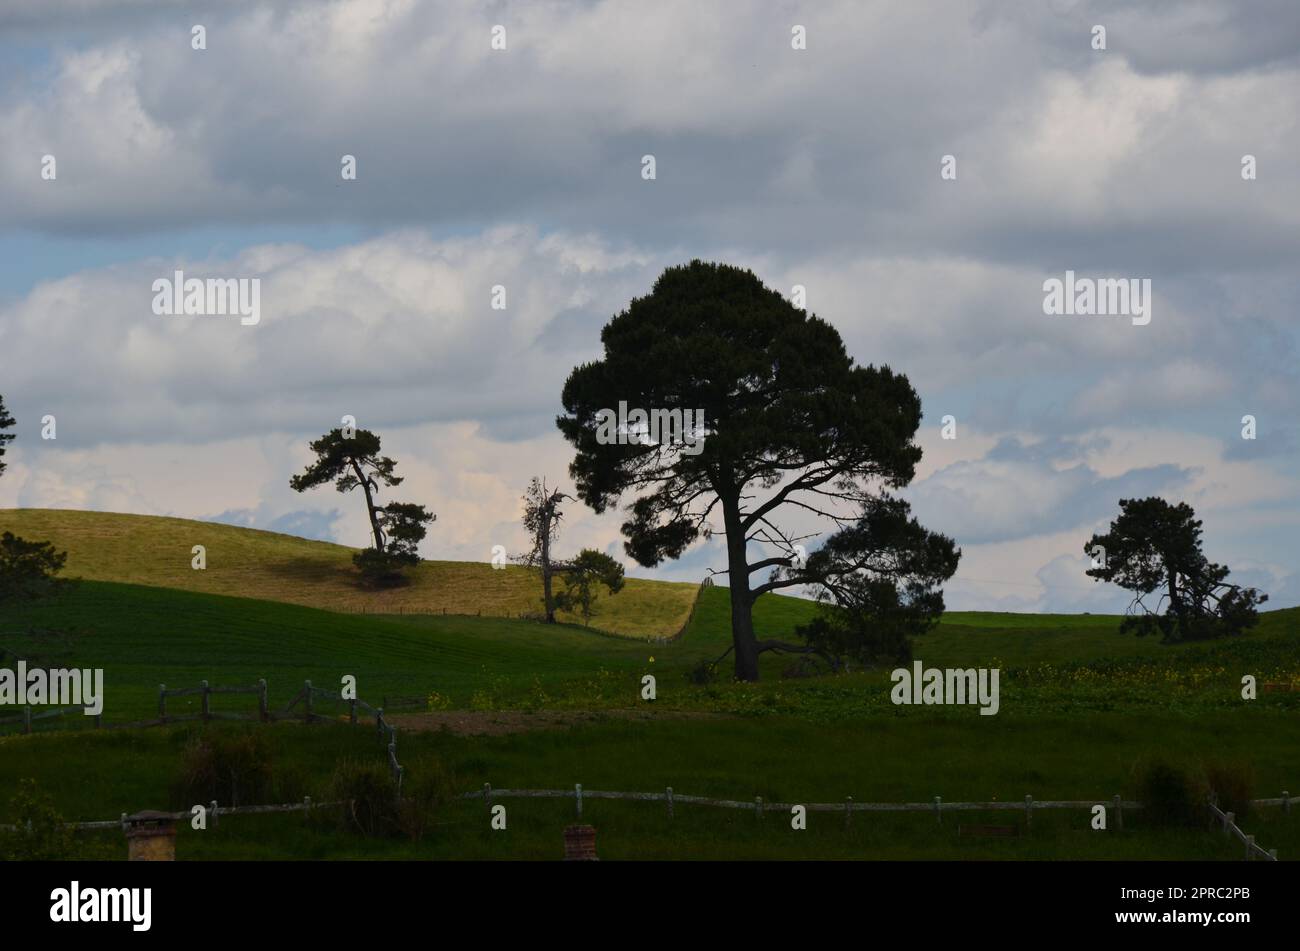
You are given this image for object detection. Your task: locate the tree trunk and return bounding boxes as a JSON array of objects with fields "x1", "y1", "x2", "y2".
[
  {"x1": 541, "y1": 509, "x2": 556, "y2": 623},
  {"x1": 351, "y1": 459, "x2": 385, "y2": 551},
  {"x1": 722, "y1": 497, "x2": 760, "y2": 681},
  {"x1": 1168, "y1": 568, "x2": 1184, "y2": 629}
]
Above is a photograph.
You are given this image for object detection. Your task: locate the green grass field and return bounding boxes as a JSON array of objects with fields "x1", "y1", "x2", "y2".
[
  {"x1": 1, "y1": 510, "x2": 1298, "y2": 860},
  {"x1": 4, "y1": 715, "x2": 1298, "y2": 860}
]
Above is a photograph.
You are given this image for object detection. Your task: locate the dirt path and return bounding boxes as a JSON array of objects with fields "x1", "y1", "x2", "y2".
[{"x1": 386, "y1": 708, "x2": 731, "y2": 737}]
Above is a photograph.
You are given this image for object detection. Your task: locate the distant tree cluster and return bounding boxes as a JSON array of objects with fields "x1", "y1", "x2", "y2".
[{"x1": 517, "y1": 476, "x2": 624, "y2": 624}]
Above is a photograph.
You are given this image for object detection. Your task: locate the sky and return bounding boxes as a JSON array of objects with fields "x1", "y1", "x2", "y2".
[{"x1": 0, "y1": 0, "x2": 1297, "y2": 612}]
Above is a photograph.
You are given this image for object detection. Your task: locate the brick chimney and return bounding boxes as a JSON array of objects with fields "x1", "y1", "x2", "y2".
[
  {"x1": 124, "y1": 810, "x2": 177, "y2": 861},
  {"x1": 563, "y1": 824, "x2": 598, "y2": 861}
]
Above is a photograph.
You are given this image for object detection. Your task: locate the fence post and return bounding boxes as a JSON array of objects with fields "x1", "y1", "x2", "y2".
[
  {"x1": 201, "y1": 680, "x2": 210, "y2": 722},
  {"x1": 1269, "y1": 848, "x2": 1278, "y2": 861},
  {"x1": 158, "y1": 684, "x2": 166, "y2": 724},
  {"x1": 1113, "y1": 794, "x2": 1123, "y2": 831},
  {"x1": 210, "y1": 800, "x2": 219, "y2": 829},
  {"x1": 1224, "y1": 811, "x2": 1235, "y2": 834},
  {"x1": 575, "y1": 783, "x2": 583, "y2": 818},
  {"x1": 1245, "y1": 834, "x2": 1254, "y2": 860},
  {"x1": 1284, "y1": 791, "x2": 1291, "y2": 816},
  {"x1": 933, "y1": 796, "x2": 941, "y2": 823},
  {"x1": 22, "y1": 705, "x2": 31, "y2": 735},
  {"x1": 1025, "y1": 795, "x2": 1034, "y2": 830},
  {"x1": 483, "y1": 783, "x2": 492, "y2": 812},
  {"x1": 844, "y1": 796, "x2": 853, "y2": 832},
  {"x1": 755, "y1": 796, "x2": 763, "y2": 820},
  {"x1": 376, "y1": 709, "x2": 384, "y2": 738},
  {"x1": 303, "y1": 680, "x2": 313, "y2": 722},
  {"x1": 666, "y1": 786, "x2": 674, "y2": 819},
  {"x1": 258, "y1": 679, "x2": 268, "y2": 722}
]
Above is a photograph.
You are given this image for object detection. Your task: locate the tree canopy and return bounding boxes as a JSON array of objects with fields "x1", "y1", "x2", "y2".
[
  {"x1": 0, "y1": 395, "x2": 15, "y2": 477},
  {"x1": 290, "y1": 426, "x2": 434, "y2": 586},
  {"x1": 558, "y1": 260, "x2": 956, "y2": 680},
  {"x1": 0, "y1": 395, "x2": 67, "y2": 601},
  {"x1": 1085, "y1": 496, "x2": 1266, "y2": 642}
]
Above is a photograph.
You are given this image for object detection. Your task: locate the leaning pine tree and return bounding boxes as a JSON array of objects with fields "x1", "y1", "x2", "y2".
[
  {"x1": 558, "y1": 261, "x2": 958, "y2": 681},
  {"x1": 289, "y1": 427, "x2": 435, "y2": 586}
]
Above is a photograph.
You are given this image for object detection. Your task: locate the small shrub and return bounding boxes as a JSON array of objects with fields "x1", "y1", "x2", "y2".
[
  {"x1": 173, "y1": 728, "x2": 277, "y2": 808},
  {"x1": 329, "y1": 755, "x2": 455, "y2": 841},
  {"x1": 0, "y1": 532, "x2": 68, "y2": 602},
  {"x1": 426, "y1": 691, "x2": 453, "y2": 711},
  {"x1": 0, "y1": 780, "x2": 79, "y2": 860},
  {"x1": 1133, "y1": 757, "x2": 1208, "y2": 828},
  {"x1": 686, "y1": 660, "x2": 718, "y2": 685},
  {"x1": 352, "y1": 548, "x2": 416, "y2": 588},
  {"x1": 1203, "y1": 759, "x2": 1254, "y2": 821},
  {"x1": 396, "y1": 756, "x2": 458, "y2": 841},
  {"x1": 330, "y1": 758, "x2": 398, "y2": 837}
]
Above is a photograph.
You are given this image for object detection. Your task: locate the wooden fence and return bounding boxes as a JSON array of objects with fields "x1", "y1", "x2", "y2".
[
  {"x1": 0, "y1": 704, "x2": 100, "y2": 733},
  {"x1": 1, "y1": 678, "x2": 406, "y2": 797},
  {"x1": 291, "y1": 682, "x2": 404, "y2": 795},
  {"x1": 0, "y1": 798, "x2": 346, "y2": 834},
  {"x1": 469, "y1": 784, "x2": 1142, "y2": 827},
  {"x1": 1209, "y1": 797, "x2": 1282, "y2": 861},
  {"x1": 466, "y1": 783, "x2": 1296, "y2": 856}
]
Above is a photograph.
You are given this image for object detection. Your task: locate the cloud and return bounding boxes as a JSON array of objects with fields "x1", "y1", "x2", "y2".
[
  {"x1": 0, "y1": 1, "x2": 1296, "y2": 611},
  {"x1": 906, "y1": 435, "x2": 1195, "y2": 545}
]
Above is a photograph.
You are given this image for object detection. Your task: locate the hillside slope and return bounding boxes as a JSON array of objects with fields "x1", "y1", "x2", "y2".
[{"x1": 0, "y1": 508, "x2": 699, "y2": 638}]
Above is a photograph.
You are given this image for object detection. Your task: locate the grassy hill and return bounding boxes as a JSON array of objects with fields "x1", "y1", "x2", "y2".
[
  {"x1": 3, "y1": 578, "x2": 1296, "y2": 725},
  {"x1": 2, "y1": 580, "x2": 1298, "y2": 860},
  {"x1": 0, "y1": 508, "x2": 699, "y2": 638},
  {"x1": 2, "y1": 570, "x2": 1298, "y2": 860}
]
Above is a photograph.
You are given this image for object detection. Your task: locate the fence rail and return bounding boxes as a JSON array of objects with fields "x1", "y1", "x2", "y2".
[
  {"x1": 1208, "y1": 799, "x2": 1281, "y2": 861},
  {"x1": 467, "y1": 784, "x2": 1140, "y2": 823},
  {"x1": 0, "y1": 798, "x2": 347, "y2": 834},
  {"x1": 465, "y1": 783, "x2": 1294, "y2": 856}
]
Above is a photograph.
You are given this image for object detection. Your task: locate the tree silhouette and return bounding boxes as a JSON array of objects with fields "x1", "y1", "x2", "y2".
[
  {"x1": 0, "y1": 394, "x2": 67, "y2": 601},
  {"x1": 556, "y1": 548, "x2": 625, "y2": 625},
  {"x1": 0, "y1": 395, "x2": 15, "y2": 477},
  {"x1": 1085, "y1": 497, "x2": 1266, "y2": 642},
  {"x1": 290, "y1": 427, "x2": 434, "y2": 585},
  {"x1": 516, "y1": 477, "x2": 571, "y2": 623},
  {"x1": 558, "y1": 261, "x2": 955, "y2": 680}
]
